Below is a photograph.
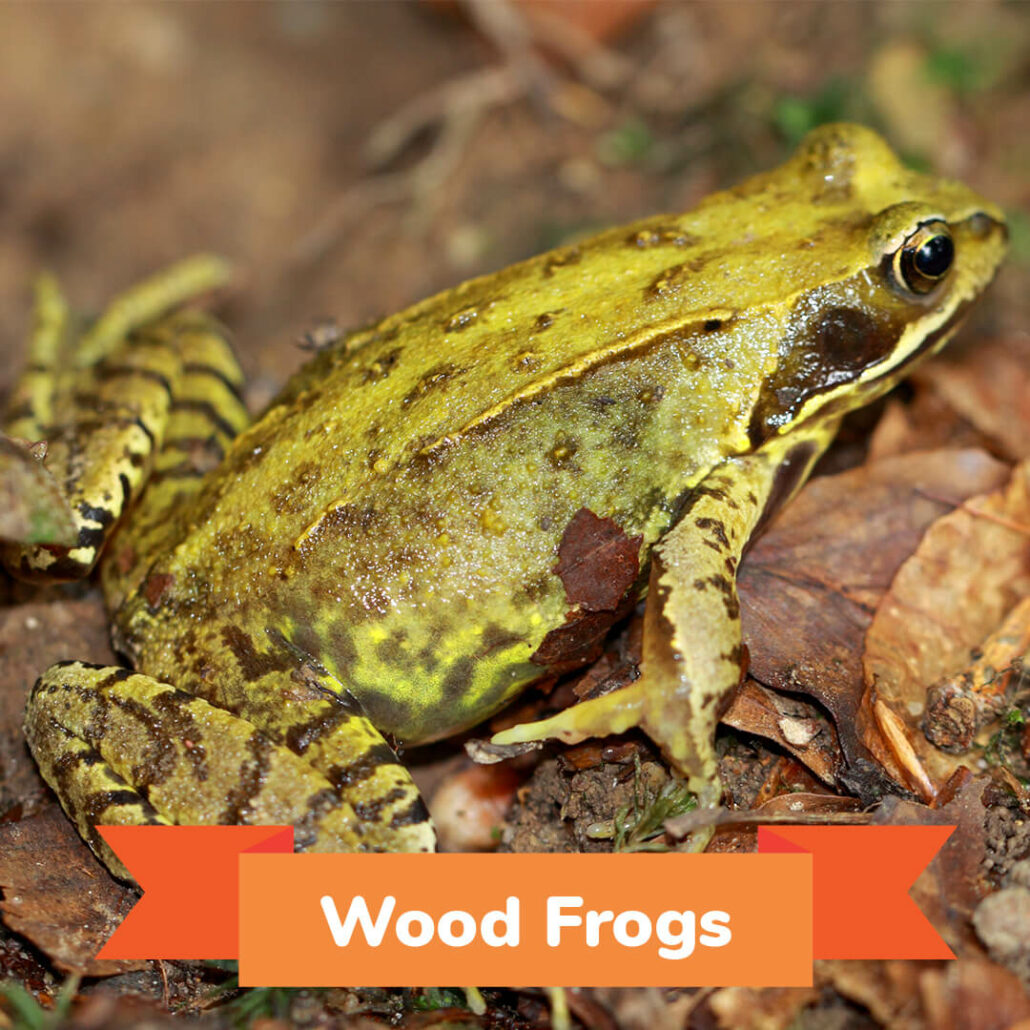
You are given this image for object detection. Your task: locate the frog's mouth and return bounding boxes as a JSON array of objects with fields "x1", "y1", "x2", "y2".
[{"x1": 870, "y1": 290, "x2": 976, "y2": 382}]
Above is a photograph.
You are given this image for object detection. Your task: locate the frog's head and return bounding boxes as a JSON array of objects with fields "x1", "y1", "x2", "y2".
[{"x1": 748, "y1": 122, "x2": 1008, "y2": 444}]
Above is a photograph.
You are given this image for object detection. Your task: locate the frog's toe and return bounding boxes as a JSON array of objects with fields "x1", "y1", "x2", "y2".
[
  {"x1": 491, "y1": 680, "x2": 645, "y2": 747},
  {"x1": 26, "y1": 660, "x2": 434, "y2": 878}
]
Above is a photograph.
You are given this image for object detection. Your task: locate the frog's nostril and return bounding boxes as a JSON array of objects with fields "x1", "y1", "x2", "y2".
[{"x1": 968, "y1": 211, "x2": 1004, "y2": 241}]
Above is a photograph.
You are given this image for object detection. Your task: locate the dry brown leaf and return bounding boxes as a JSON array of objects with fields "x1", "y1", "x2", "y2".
[
  {"x1": 816, "y1": 959, "x2": 928, "y2": 1030},
  {"x1": 723, "y1": 680, "x2": 842, "y2": 787},
  {"x1": 920, "y1": 956, "x2": 1030, "y2": 1029},
  {"x1": 753, "y1": 792, "x2": 864, "y2": 818},
  {"x1": 739, "y1": 449, "x2": 1010, "y2": 800},
  {"x1": 531, "y1": 508, "x2": 641, "y2": 673},
  {"x1": 0, "y1": 597, "x2": 114, "y2": 819},
  {"x1": 917, "y1": 337, "x2": 1030, "y2": 462},
  {"x1": 863, "y1": 461, "x2": 1030, "y2": 788},
  {"x1": 867, "y1": 392, "x2": 990, "y2": 462},
  {"x1": 818, "y1": 956, "x2": 1030, "y2": 1030},
  {"x1": 0, "y1": 806, "x2": 144, "y2": 976}
]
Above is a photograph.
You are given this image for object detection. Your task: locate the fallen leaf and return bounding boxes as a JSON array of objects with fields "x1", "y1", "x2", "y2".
[
  {"x1": 0, "y1": 806, "x2": 144, "y2": 976},
  {"x1": 706, "y1": 985, "x2": 818, "y2": 1030},
  {"x1": 723, "y1": 680, "x2": 842, "y2": 787},
  {"x1": 0, "y1": 597, "x2": 114, "y2": 820},
  {"x1": 816, "y1": 959, "x2": 927, "y2": 1030},
  {"x1": 863, "y1": 460, "x2": 1030, "y2": 787},
  {"x1": 916, "y1": 337, "x2": 1030, "y2": 462},
  {"x1": 531, "y1": 507, "x2": 641, "y2": 672},
  {"x1": 867, "y1": 393, "x2": 989, "y2": 462},
  {"x1": 738, "y1": 449, "x2": 1010, "y2": 799},
  {"x1": 920, "y1": 955, "x2": 1030, "y2": 1029}
]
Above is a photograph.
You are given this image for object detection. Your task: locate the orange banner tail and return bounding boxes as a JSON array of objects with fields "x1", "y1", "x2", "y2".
[
  {"x1": 757, "y1": 825, "x2": 955, "y2": 960},
  {"x1": 96, "y1": 825, "x2": 294, "y2": 960}
]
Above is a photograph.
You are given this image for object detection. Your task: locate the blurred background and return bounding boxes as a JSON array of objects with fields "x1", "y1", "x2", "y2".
[{"x1": 0, "y1": 0, "x2": 1025, "y2": 413}]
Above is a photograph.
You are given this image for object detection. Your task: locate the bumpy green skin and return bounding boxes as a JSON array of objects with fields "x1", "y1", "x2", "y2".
[{"x1": 5, "y1": 124, "x2": 1008, "y2": 871}]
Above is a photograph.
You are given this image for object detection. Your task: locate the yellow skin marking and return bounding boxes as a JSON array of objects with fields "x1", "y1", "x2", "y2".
[{"x1": 1, "y1": 124, "x2": 1007, "y2": 876}]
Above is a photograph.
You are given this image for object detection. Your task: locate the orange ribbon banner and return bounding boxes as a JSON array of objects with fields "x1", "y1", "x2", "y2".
[{"x1": 96, "y1": 824, "x2": 954, "y2": 986}]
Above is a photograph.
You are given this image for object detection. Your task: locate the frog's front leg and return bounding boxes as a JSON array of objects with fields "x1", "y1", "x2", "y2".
[
  {"x1": 26, "y1": 655, "x2": 434, "y2": 879},
  {"x1": 494, "y1": 426, "x2": 835, "y2": 813}
]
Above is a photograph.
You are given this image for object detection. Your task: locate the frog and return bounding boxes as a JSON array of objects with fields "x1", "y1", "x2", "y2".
[{"x1": 1, "y1": 123, "x2": 1007, "y2": 878}]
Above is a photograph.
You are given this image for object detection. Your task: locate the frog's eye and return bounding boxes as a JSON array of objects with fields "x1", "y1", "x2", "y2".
[{"x1": 891, "y1": 221, "x2": 954, "y2": 295}]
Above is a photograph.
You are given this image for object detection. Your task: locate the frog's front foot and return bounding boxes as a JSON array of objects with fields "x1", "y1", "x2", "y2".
[
  {"x1": 491, "y1": 679, "x2": 722, "y2": 816},
  {"x1": 26, "y1": 659, "x2": 434, "y2": 879},
  {"x1": 492, "y1": 679, "x2": 646, "y2": 748}
]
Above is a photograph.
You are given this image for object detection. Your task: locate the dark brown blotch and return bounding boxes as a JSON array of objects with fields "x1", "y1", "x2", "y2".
[
  {"x1": 329, "y1": 742, "x2": 398, "y2": 790},
  {"x1": 511, "y1": 349, "x2": 541, "y2": 374},
  {"x1": 142, "y1": 572, "x2": 175, "y2": 612},
  {"x1": 271, "y1": 460, "x2": 321, "y2": 516},
  {"x1": 542, "y1": 247, "x2": 581, "y2": 278},
  {"x1": 361, "y1": 347, "x2": 402, "y2": 384},
  {"x1": 352, "y1": 786, "x2": 407, "y2": 823},
  {"x1": 627, "y1": 226, "x2": 700, "y2": 249},
  {"x1": 221, "y1": 624, "x2": 293, "y2": 683},
  {"x1": 694, "y1": 516, "x2": 730, "y2": 549},
  {"x1": 440, "y1": 656, "x2": 474, "y2": 704},
  {"x1": 547, "y1": 434, "x2": 579, "y2": 471},
  {"x1": 390, "y1": 795, "x2": 431, "y2": 829},
  {"x1": 218, "y1": 730, "x2": 274, "y2": 824},
  {"x1": 403, "y1": 363, "x2": 465, "y2": 406}
]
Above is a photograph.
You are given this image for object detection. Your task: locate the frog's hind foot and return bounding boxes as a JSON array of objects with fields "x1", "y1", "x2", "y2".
[
  {"x1": 26, "y1": 660, "x2": 434, "y2": 880},
  {"x1": 1, "y1": 257, "x2": 239, "y2": 585}
]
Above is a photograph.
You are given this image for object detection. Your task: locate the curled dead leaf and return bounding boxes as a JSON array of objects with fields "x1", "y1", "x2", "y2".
[
  {"x1": 739, "y1": 448, "x2": 1010, "y2": 799},
  {"x1": 862, "y1": 460, "x2": 1030, "y2": 788},
  {"x1": 0, "y1": 806, "x2": 145, "y2": 976},
  {"x1": 722, "y1": 679, "x2": 842, "y2": 787}
]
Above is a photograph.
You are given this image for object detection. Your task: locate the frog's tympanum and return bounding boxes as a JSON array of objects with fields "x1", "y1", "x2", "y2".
[{"x1": 2, "y1": 125, "x2": 1007, "y2": 876}]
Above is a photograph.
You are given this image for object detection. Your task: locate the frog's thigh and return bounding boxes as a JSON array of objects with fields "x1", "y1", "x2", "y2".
[
  {"x1": 494, "y1": 438, "x2": 828, "y2": 806},
  {"x1": 26, "y1": 660, "x2": 432, "y2": 878},
  {"x1": 201, "y1": 659, "x2": 435, "y2": 852}
]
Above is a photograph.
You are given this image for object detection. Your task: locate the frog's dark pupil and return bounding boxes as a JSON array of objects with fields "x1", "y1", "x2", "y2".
[{"x1": 914, "y1": 234, "x2": 953, "y2": 278}]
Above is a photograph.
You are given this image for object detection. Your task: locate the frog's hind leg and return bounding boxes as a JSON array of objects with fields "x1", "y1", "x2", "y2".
[
  {"x1": 179, "y1": 643, "x2": 437, "y2": 853},
  {"x1": 26, "y1": 656, "x2": 433, "y2": 879},
  {"x1": 1, "y1": 257, "x2": 234, "y2": 584},
  {"x1": 99, "y1": 309, "x2": 251, "y2": 610},
  {"x1": 493, "y1": 431, "x2": 833, "y2": 819}
]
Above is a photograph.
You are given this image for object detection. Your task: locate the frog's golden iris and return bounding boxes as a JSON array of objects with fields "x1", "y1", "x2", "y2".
[
  {"x1": 892, "y1": 220, "x2": 955, "y2": 295},
  {"x1": 2, "y1": 124, "x2": 1007, "y2": 877}
]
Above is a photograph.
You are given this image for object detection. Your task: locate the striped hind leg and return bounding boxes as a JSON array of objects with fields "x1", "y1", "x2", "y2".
[
  {"x1": 98, "y1": 309, "x2": 250, "y2": 610},
  {"x1": 26, "y1": 657, "x2": 434, "y2": 879},
  {"x1": 1, "y1": 257, "x2": 234, "y2": 583}
]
